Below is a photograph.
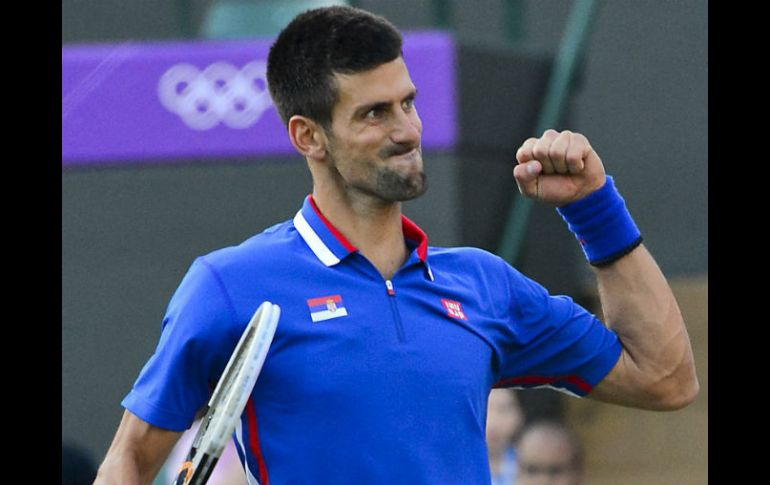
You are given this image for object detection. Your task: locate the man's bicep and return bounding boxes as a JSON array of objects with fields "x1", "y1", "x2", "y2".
[
  {"x1": 494, "y1": 258, "x2": 623, "y2": 397},
  {"x1": 585, "y1": 349, "x2": 663, "y2": 410},
  {"x1": 119, "y1": 409, "x2": 184, "y2": 457}
]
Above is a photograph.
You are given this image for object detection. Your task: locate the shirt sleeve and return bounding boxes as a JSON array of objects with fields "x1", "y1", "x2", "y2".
[
  {"x1": 493, "y1": 260, "x2": 622, "y2": 397},
  {"x1": 121, "y1": 257, "x2": 241, "y2": 431}
]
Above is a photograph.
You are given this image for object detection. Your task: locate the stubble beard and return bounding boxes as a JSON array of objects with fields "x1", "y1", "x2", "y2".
[
  {"x1": 374, "y1": 161, "x2": 428, "y2": 202},
  {"x1": 328, "y1": 143, "x2": 428, "y2": 203}
]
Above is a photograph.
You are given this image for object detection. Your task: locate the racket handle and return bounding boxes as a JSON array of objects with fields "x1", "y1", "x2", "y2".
[
  {"x1": 173, "y1": 447, "x2": 196, "y2": 485},
  {"x1": 187, "y1": 454, "x2": 219, "y2": 485},
  {"x1": 173, "y1": 447, "x2": 219, "y2": 485}
]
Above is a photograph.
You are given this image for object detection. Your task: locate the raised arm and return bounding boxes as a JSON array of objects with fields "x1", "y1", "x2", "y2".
[
  {"x1": 94, "y1": 410, "x2": 183, "y2": 485},
  {"x1": 587, "y1": 242, "x2": 698, "y2": 409},
  {"x1": 512, "y1": 129, "x2": 699, "y2": 410}
]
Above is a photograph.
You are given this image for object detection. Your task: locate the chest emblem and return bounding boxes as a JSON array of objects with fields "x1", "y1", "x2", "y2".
[
  {"x1": 441, "y1": 298, "x2": 468, "y2": 321},
  {"x1": 307, "y1": 294, "x2": 348, "y2": 323}
]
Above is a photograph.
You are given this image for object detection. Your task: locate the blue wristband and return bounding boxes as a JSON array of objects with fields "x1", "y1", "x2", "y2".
[{"x1": 556, "y1": 175, "x2": 642, "y2": 266}]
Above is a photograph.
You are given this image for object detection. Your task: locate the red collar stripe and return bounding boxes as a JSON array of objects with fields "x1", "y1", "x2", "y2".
[
  {"x1": 308, "y1": 196, "x2": 357, "y2": 253},
  {"x1": 401, "y1": 215, "x2": 428, "y2": 262},
  {"x1": 300, "y1": 195, "x2": 430, "y2": 267}
]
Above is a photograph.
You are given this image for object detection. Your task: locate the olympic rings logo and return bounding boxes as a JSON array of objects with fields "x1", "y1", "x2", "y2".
[{"x1": 158, "y1": 61, "x2": 273, "y2": 131}]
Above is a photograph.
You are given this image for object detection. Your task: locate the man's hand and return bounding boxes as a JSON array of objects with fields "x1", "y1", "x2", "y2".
[
  {"x1": 513, "y1": 129, "x2": 606, "y2": 207},
  {"x1": 514, "y1": 134, "x2": 699, "y2": 411}
]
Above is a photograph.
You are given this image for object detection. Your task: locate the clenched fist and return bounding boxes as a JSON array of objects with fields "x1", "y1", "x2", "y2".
[{"x1": 513, "y1": 129, "x2": 606, "y2": 207}]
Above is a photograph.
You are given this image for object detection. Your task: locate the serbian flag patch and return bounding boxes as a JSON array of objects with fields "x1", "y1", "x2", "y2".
[{"x1": 307, "y1": 294, "x2": 348, "y2": 323}]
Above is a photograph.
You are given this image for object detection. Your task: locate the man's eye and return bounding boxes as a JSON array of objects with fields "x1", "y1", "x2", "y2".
[
  {"x1": 365, "y1": 107, "x2": 383, "y2": 119},
  {"x1": 402, "y1": 98, "x2": 415, "y2": 110}
]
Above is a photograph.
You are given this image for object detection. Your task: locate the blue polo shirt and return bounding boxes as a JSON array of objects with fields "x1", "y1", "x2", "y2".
[{"x1": 122, "y1": 195, "x2": 621, "y2": 485}]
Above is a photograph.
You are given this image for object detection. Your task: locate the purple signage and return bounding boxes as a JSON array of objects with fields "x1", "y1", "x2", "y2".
[{"x1": 62, "y1": 32, "x2": 457, "y2": 167}]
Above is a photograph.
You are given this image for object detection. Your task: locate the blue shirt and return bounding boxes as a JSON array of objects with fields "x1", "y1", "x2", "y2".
[
  {"x1": 490, "y1": 446, "x2": 518, "y2": 485},
  {"x1": 122, "y1": 195, "x2": 621, "y2": 485}
]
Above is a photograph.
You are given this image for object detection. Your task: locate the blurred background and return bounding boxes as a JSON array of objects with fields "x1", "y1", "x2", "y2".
[{"x1": 62, "y1": 1, "x2": 707, "y2": 484}]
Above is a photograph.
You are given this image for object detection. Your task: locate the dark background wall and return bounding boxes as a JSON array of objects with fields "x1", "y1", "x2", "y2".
[
  {"x1": 62, "y1": 0, "x2": 707, "y2": 275},
  {"x1": 62, "y1": 0, "x2": 707, "y2": 466}
]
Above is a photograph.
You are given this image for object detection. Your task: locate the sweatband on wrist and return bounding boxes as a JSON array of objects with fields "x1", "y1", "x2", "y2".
[{"x1": 556, "y1": 175, "x2": 642, "y2": 267}]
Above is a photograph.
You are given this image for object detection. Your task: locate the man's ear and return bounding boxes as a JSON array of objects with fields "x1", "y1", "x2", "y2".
[{"x1": 288, "y1": 115, "x2": 328, "y2": 160}]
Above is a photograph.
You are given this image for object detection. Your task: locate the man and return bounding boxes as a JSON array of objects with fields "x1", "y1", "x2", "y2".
[
  {"x1": 486, "y1": 389, "x2": 524, "y2": 485},
  {"x1": 94, "y1": 6, "x2": 698, "y2": 485},
  {"x1": 516, "y1": 421, "x2": 585, "y2": 485}
]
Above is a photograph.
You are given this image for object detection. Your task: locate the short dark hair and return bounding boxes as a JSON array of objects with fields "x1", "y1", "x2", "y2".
[{"x1": 266, "y1": 6, "x2": 403, "y2": 129}]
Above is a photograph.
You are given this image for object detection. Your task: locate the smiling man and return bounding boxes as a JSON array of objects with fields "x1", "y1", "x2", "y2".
[{"x1": 95, "y1": 6, "x2": 698, "y2": 485}]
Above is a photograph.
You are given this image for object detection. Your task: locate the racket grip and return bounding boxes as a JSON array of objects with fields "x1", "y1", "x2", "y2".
[
  {"x1": 172, "y1": 446, "x2": 220, "y2": 485},
  {"x1": 173, "y1": 447, "x2": 196, "y2": 485},
  {"x1": 188, "y1": 454, "x2": 219, "y2": 485}
]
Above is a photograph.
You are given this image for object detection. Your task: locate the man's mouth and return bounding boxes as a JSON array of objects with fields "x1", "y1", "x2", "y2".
[{"x1": 385, "y1": 146, "x2": 421, "y2": 161}]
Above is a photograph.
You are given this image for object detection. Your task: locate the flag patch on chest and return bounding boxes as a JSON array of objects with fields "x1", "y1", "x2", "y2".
[
  {"x1": 307, "y1": 295, "x2": 348, "y2": 322},
  {"x1": 441, "y1": 298, "x2": 467, "y2": 320}
]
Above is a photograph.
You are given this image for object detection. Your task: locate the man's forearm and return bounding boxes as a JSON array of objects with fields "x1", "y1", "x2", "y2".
[
  {"x1": 94, "y1": 410, "x2": 181, "y2": 485},
  {"x1": 93, "y1": 450, "x2": 153, "y2": 485}
]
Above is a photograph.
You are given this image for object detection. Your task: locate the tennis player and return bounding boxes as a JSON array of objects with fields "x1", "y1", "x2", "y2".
[{"x1": 94, "y1": 6, "x2": 698, "y2": 484}]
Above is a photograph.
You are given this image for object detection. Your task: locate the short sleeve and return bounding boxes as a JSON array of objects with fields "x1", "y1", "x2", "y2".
[
  {"x1": 121, "y1": 257, "x2": 240, "y2": 431},
  {"x1": 494, "y1": 262, "x2": 621, "y2": 397}
]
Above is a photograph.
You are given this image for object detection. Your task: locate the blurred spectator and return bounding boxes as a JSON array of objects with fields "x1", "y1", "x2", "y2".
[
  {"x1": 486, "y1": 388, "x2": 524, "y2": 485},
  {"x1": 62, "y1": 441, "x2": 97, "y2": 485},
  {"x1": 516, "y1": 420, "x2": 584, "y2": 485}
]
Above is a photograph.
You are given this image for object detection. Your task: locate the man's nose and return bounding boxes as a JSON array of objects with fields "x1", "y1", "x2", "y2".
[{"x1": 390, "y1": 107, "x2": 422, "y2": 146}]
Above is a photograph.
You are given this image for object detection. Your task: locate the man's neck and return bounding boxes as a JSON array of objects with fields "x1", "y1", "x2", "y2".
[{"x1": 311, "y1": 189, "x2": 408, "y2": 280}]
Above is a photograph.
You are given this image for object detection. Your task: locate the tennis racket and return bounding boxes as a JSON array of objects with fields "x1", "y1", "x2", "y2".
[{"x1": 173, "y1": 301, "x2": 281, "y2": 485}]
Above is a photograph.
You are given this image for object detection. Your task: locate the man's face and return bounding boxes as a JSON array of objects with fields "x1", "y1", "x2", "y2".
[
  {"x1": 325, "y1": 57, "x2": 426, "y2": 203},
  {"x1": 485, "y1": 389, "x2": 523, "y2": 453},
  {"x1": 516, "y1": 428, "x2": 582, "y2": 485}
]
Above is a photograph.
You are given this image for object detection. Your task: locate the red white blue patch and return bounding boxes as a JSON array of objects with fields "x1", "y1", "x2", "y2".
[
  {"x1": 307, "y1": 294, "x2": 348, "y2": 323},
  {"x1": 440, "y1": 299, "x2": 467, "y2": 321}
]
